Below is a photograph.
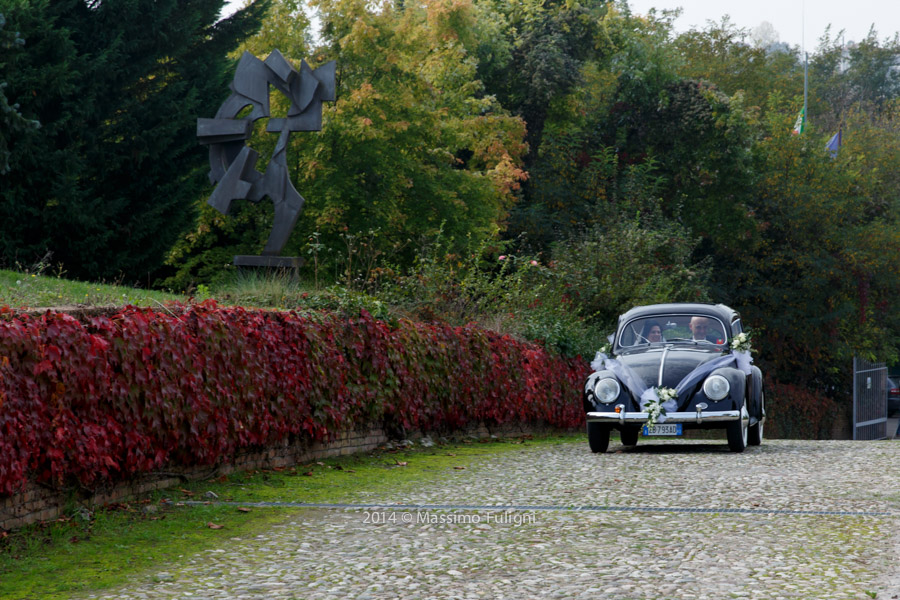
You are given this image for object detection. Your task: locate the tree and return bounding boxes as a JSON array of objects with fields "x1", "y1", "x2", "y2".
[
  {"x1": 810, "y1": 28, "x2": 900, "y2": 130},
  {"x1": 505, "y1": 5, "x2": 674, "y2": 248},
  {"x1": 0, "y1": 11, "x2": 39, "y2": 175},
  {"x1": 750, "y1": 21, "x2": 780, "y2": 50},
  {"x1": 730, "y1": 102, "x2": 900, "y2": 387},
  {"x1": 164, "y1": 0, "x2": 528, "y2": 288},
  {"x1": 0, "y1": 0, "x2": 80, "y2": 265},
  {"x1": 0, "y1": 0, "x2": 267, "y2": 281},
  {"x1": 672, "y1": 18, "x2": 802, "y2": 116},
  {"x1": 549, "y1": 213, "x2": 711, "y2": 331},
  {"x1": 472, "y1": 0, "x2": 613, "y2": 167}
]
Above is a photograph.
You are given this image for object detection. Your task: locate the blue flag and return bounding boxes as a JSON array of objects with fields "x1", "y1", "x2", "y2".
[{"x1": 826, "y1": 128, "x2": 842, "y2": 158}]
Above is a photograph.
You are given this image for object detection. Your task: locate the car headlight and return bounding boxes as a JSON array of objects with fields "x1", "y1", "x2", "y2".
[
  {"x1": 593, "y1": 378, "x2": 621, "y2": 404},
  {"x1": 703, "y1": 375, "x2": 730, "y2": 401}
]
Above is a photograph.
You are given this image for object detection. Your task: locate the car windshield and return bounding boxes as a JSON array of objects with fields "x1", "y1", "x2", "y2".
[{"x1": 617, "y1": 314, "x2": 728, "y2": 349}]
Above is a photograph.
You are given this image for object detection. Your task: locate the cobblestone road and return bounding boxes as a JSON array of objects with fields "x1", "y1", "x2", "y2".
[{"x1": 89, "y1": 439, "x2": 900, "y2": 600}]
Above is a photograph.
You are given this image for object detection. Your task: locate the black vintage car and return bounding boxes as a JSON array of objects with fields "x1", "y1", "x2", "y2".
[{"x1": 584, "y1": 303, "x2": 765, "y2": 453}]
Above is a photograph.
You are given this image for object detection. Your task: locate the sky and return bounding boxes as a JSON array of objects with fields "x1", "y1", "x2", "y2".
[
  {"x1": 221, "y1": 0, "x2": 898, "y2": 52},
  {"x1": 625, "y1": 0, "x2": 899, "y2": 50}
]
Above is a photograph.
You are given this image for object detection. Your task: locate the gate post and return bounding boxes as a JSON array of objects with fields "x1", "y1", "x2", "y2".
[
  {"x1": 853, "y1": 356, "x2": 888, "y2": 441},
  {"x1": 852, "y1": 357, "x2": 858, "y2": 441}
]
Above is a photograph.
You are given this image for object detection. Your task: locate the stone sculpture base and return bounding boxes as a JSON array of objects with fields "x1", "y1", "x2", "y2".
[{"x1": 234, "y1": 255, "x2": 303, "y2": 282}]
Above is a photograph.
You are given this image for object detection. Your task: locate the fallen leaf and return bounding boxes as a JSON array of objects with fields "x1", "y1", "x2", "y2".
[
  {"x1": 454, "y1": 466, "x2": 466, "y2": 470},
  {"x1": 446, "y1": 453, "x2": 457, "y2": 457},
  {"x1": 395, "y1": 460, "x2": 408, "y2": 466},
  {"x1": 303, "y1": 471, "x2": 314, "y2": 476},
  {"x1": 237, "y1": 507, "x2": 251, "y2": 513},
  {"x1": 207, "y1": 522, "x2": 224, "y2": 530},
  {"x1": 180, "y1": 489, "x2": 194, "y2": 496}
]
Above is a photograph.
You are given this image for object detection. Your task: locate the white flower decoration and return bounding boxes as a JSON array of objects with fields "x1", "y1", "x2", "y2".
[{"x1": 730, "y1": 332, "x2": 752, "y2": 353}]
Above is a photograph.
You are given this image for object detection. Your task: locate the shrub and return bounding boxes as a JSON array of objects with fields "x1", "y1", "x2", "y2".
[
  {"x1": 0, "y1": 303, "x2": 588, "y2": 495},
  {"x1": 763, "y1": 379, "x2": 841, "y2": 439},
  {"x1": 377, "y1": 234, "x2": 603, "y2": 358},
  {"x1": 548, "y1": 217, "x2": 712, "y2": 332}
]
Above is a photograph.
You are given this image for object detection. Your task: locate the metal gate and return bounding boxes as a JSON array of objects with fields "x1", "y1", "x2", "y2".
[{"x1": 853, "y1": 357, "x2": 888, "y2": 440}]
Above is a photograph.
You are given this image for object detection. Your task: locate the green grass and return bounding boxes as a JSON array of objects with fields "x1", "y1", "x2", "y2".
[
  {"x1": 0, "y1": 269, "x2": 182, "y2": 310},
  {"x1": 206, "y1": 268, "x2": 316, "y2": 309},
  {"x1": 0, "y1": 434, "x2": 582, "y2": 600},
  {"x1": 0, "y1": 267, "x2": 358, "y2": 315},
  {"x1": 175, "y1": 433, "x2": 581, "y2": 504},
  {"x1": 1, "y1": 503, "x2": 289, "y2": 600}
]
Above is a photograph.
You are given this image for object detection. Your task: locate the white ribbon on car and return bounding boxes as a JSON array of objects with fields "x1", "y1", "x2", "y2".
[
  {"x1": 733, "y1": 350, "x2": 753, "y2": 375},
  {"x1": 591, "y1": 347, "x2": 754, "y2": 422},
  {"x1": 639, "y1": 388, "x2": 677, "y2": 423},
  {"x1": 592, "y1": 352, "x2": 648, "y2": 397}
]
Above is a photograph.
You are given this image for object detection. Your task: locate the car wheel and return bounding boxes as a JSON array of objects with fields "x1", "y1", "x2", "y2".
[
  {"x1": 620, "y1": 425, "x2": 639, "y2": 446},
  {"x1": 587, "y1": 422, "x2": 610, "y2": 453},
  {"x1": 747, "y1": 391, "x2": 765, "y2": 446},
  {"x1": 727, "y1": 405, "x2": 749, "y2": 453}
]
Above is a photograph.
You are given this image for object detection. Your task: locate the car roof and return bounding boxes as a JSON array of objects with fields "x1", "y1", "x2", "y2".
[{"x1": 618, "y1": 303, "x2": 740, "y2": 327}]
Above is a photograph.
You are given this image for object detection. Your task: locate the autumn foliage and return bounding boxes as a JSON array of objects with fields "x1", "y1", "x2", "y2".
[
  {"x1": 0, "y1": 303, "x2": 588, "y2": 496},
  {"x1": 763, "y1": 379, "x2": 844, "y2": 440}
]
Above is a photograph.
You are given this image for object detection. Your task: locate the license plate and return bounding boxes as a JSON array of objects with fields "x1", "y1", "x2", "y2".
[{"x1": 642, "y1": 424, "x2": 682, "y2": 436}]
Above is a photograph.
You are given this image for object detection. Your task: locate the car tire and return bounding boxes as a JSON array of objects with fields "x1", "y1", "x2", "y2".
[
  {"x1": 620, "y1": 426, "x2": 639, "y2": 446},
  {"x1": 587, "y1": 422, "x2": 610, "y2": 453},
  {"x1": 727, "y1": 405, "x2": 749, "y2": 453},
  {"x1": 748, "y1": 391, "x2": 765, "y2": 446}
]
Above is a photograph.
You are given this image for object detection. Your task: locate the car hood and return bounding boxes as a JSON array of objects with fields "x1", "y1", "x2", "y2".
[{"x1": 615, "y1": 346, "x2": 726, "y2": 391}]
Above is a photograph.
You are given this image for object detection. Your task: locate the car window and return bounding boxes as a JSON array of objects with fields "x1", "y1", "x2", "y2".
[{"x1": 617, "y1": 314, "x2": 728, "y2": 348}]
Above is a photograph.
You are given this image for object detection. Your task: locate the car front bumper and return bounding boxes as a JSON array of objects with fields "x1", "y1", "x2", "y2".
[{"x1": 586, "y1": 408, "x2": 741, "y2": 425}]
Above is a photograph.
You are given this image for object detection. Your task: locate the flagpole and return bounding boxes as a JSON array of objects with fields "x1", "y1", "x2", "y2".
[
  {"x1": 804, "y1": 53, "x2": 808, "y2": 126},
  {"x1": 802, "y1": 0, "x2": 808, "y2": 130}
]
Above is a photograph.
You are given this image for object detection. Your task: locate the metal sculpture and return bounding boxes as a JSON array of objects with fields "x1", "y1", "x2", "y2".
[{"x1": 197, "y1": 50, "x2": 335, "y2": 267}]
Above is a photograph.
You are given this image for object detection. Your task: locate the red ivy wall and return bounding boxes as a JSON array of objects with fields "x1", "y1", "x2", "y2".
[{"x1": 0, "y1": 303, "x2": 588, "y2": 496}]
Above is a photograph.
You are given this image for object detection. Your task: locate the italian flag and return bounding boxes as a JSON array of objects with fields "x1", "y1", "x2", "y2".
[{"x1": 792, "y1": 107, "x2": 805, "y2": 135}]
